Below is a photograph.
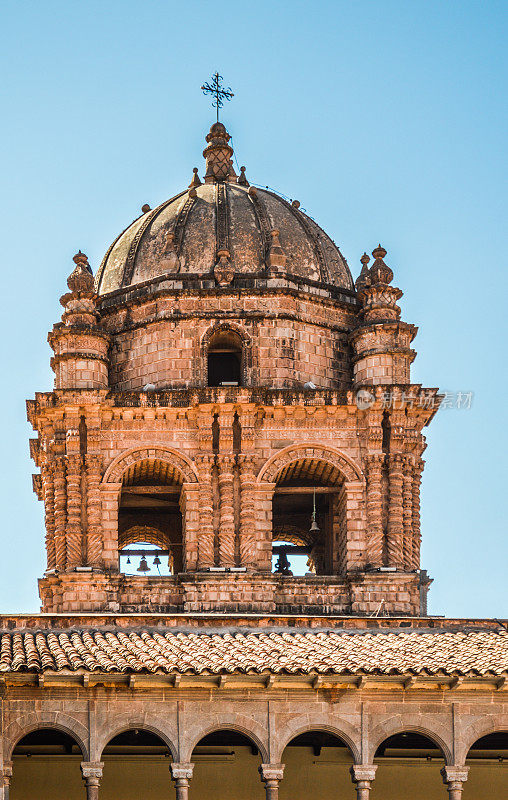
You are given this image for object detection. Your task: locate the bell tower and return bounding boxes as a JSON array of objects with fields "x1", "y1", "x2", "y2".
[{"x1": 28, "y1": 124, "x2": 440, "y2": 616}]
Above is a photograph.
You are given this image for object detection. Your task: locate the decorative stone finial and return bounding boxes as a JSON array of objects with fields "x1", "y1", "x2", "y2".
[
  {"x1": 67, "y1": 252, "x2": 94, "y2": 294},
  {"x1": 291, "y1": 200, "x2": 300, "y2": 209},
  {"x1": 355, "y1": 252, "x2": 371, "y2": 290},
  {"x1": 203, "y1": 122, "x2": 237, "y2": 183},
  {"x1": 238, "y1": 166, "x2": 249, "y2": 186},
  {"x1": 59, "y1": 252, "x2": 97, "y2": 327},
  {"x1": 370, "y1": 244, "x2": 393, "y2": 285},
  {"x1": 268, "y1": 229, "x2": 287, "y2": 270},
  {"x1": 141, "y1": 204, "x2": 151, "y2": 214},
  {"x1": 189, "y1": 167, "x2": 202, "y2": 188}
]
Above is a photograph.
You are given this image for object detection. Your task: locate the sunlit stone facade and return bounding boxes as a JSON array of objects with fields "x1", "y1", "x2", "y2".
[{"x1": 0, "y1": 124, "x2": 505, "y2": 800}]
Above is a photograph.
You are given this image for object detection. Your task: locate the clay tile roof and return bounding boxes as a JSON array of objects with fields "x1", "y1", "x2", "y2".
[{"x1": 0, "y1": 628, "x2": 506, "y2": 677}]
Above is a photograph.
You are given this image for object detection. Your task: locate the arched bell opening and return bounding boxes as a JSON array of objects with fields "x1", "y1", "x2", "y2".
[
  {"x1": 465, "y1": 731, "x2": 508, "y2": 797},
  {"x1": 207, "y1": 329, "x2": 243, "y2": 387},
  {"x1": 373, "y1": 732, "x2": 445, "y2": 799},
  {"x1": 11, "y1": 728, "x2": 85, "y2": 799},
  {"x1": 271, "y1": 458, "x2": 345, "y2": 576},
  {"x1": 190, "y1": 729, "x2": 263, "y2": 799},
  {"x1": 118, "y1": 458, "x2": 184, "y2": 576},
  {"x1": 279, "y1": 730, "x2": 354, "y2": 800},
  {"x1": 100, "y1": 729, "x2": 173, "y2": 799}
]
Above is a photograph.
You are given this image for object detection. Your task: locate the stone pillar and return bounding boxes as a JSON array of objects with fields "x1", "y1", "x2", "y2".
[
  {"x1": 259, "y1": 763, "x2": 284, "y2": 800},
  {"x1": 41, "y1": 461, "x2": 56, "y2": 569},
  {"x1": 181, "y1": 484, "x2": 200, "y2": 571},
  {"x1": 86, "y1": 454, "x2": 103, "y2": 566},
  {"x1": 66, "y1": 451, "x2": 83, "y2": 568},
  {"x1": 81, "y1": 762, "x2": 104, "y2": 800},
  {"x1": 195, "y1": 454, "x2": 215, "y2": 568},
  {"x1": 0, "y1": 763, "x2": 12, "y2": 800},
  {"x1": 99, "y1": 483, "x2": 122, "y2": 570},
  {"x1": 53, "y1": 456, "x2": 67, "y2": 569},
  {"x1": 170, "y1": 762, "x2": 194, "y2": 800},
  {"x1": 252, "y1": 481, "x2": 276, "y2": 572},
  {"x1": 238, "y1": 454, "x2": 257, "y2": 568},
  {"x1": 218, "y1": 454, "x2": 236, "y2": 566},
  {"x1": 350, "y1": 765, "x2": 377, "y2": 800},
  {"x1": 364, "y1": 454, "x2": 385, "y2": 567},
  {"x1": 411, "y1": 458, "x2": 424, "y2": 569},
  {"x1": 402, "y1": 455, "x2": 414, "y2": 569},
  {"x1": 441, "y1": 766, "x2": 469, "y2": 800},
  {"x1": 386, "y1": 453, "x2": 404, "y2": 568}
]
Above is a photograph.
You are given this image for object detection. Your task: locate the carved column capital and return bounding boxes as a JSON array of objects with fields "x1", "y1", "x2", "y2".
[
  {"x1": 170, "y1": 762, "x2": 194, "y2": 781},
  {"x1": 219, "y1": 453, "x2": 236, "y2": 473},
  {"x1": 364, "y1": 453, "x2": 385, "y2": 467},
  {"x1": 81, "y1": 761, "x2": 104, "y2": 780},
  {"x1": 350, "y1": 764, "x2": 377, "y2": 799},
  {"x1": 259, "y1": 763, "x2": 284, "y2": 782},
  {"x1": 441, "y1": 766, "x2": 469, "y2": 799}
]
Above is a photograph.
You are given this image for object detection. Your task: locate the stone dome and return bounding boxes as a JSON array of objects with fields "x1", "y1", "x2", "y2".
[{"x1": 95, "y1": 123, "x2": 354, "y2": 296}]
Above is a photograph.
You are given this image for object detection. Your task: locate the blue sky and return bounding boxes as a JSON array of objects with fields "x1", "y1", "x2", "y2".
[{"x1": 0, "y1": 0, "x2": 506, "y2": 616}]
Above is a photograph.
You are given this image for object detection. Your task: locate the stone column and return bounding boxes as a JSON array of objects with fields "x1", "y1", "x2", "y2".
[
  {"x1": 53, "y1": 456, "x2": 67, "y2": 569},
  {"x1": 252, "y1": 481, "x2": 276, "y2": 572},
  {"x1": 402, "y1": 455, "x2": 414, "y2": 569},
  {"x1": 86, "y1": 454, "x2": 103, "y2": 567},
  {"x1": 181, "y1": 484, "x2": 201, "y2": 572},
  {"x1": 238, "y1": 454, "x2": 257, "y2": 568},
  {"x1": 365, "y1": 455, "x2": 385, "y2": 568},
  {"x1": 0, "y1": 763, "x2": 12, "y2": 800},
  {"x1": 99, "y1": 482, "x2": 122, "y2": 570},
  {"x1": 66, "y1": 452, "x2": 83, "y2": 567},
  {"x1": 350, "y1": 765, "x2": 377, "y2": 800},
  {"x1": 259, "y1": 763, "x2": 284, "y2": 800},
  {"x1": 195, "y1": 454, "x2": 215, "y2": 568},
  {"x1": 411, "y1": 458, "x2": 424, "y2": 569},
  {"x1": 441, "y1": 766, "x2": 469, "y2": 799},
  {"x1": 81, "y1": 762, "x2": 104, "y2": 800},
  {"x1": 41, "y1": 461, "x2": 56, "y2": 569},
  {"x1": 170, "y1": 762, "x2": 194, "y2": 800},
  {"x1": 386, "y1": 453, "x2": 404, "y2": 568},
  {"x1": 218, "y1": 454, "x2": 236, "y2": 566}
]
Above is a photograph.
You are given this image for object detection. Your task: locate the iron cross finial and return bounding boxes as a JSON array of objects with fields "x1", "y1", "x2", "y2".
[{"x1": 201, "y1": 72, "x2": 234, "y2": 122}]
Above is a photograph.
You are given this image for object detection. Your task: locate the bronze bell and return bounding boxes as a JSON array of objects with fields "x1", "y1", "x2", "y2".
[
  {"x1": 309, "y1": 489, "x2": 320, "y2": 534},
  {"x1": 153, "y1": 555, "x2": 161, "y2": 567},
  {"x1": 137, "y1": 555, "x2": 150, "y2": 573},
  {"x1": 275, "y1": 549, "x2": 292, "y2": 576},
  {"x1": 309, "y1": 515, "x2": 320, "y2": 534}
]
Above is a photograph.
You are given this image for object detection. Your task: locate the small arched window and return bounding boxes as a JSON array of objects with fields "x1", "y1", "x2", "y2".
[{"x1": 207, "y1": 329, "x2": 242, "y2": 386}]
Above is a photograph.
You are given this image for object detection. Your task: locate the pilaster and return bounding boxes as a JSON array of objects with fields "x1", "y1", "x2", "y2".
[
  {"x1": 386, "y1": 453, "x2": 404, "y2": 569},
  {"x1": 364, "y1": 454, "x2": 385, "y2": 568},
  {"x1": 218, "y1": 454, "x2": 236, "y2": 566},
  {"x1": 238, "y1": 454, "x2": 257, "y2": 568},
  {"x1": 53, "y1": 456, "x2": 67, "y2": 570},
  {"x1": 85, "y1": 454, "x2": 103, "y2": 566},
  {"x1": 195, "y1": 454, "x2": 215, "y2": 569}
]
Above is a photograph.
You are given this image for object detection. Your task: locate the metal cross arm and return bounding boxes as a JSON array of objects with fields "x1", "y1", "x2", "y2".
[{"x1": 201, "y1": 72, "x2": 234, "y2": 121}]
